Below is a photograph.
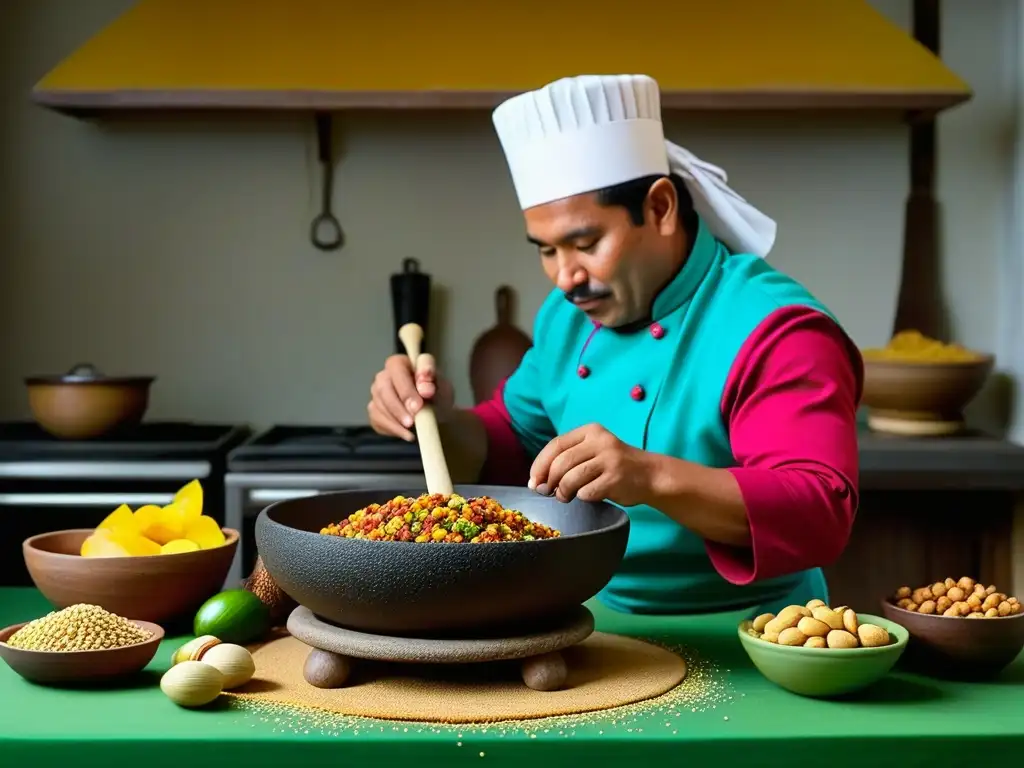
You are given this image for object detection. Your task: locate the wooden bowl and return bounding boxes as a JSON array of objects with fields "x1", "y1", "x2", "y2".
[
  {"x1": 23, "y1": 529, "x2": 238, "y2": 624},
  {"x1": 25, "y1": 364, "x2": 154, "y2": 440},
  {"x1": 736, "y1": 614, "x2": 908, "y2": 698},
  {"x1": 861, "y1": 355, "x2": 994, "y2": 436},
  {"x1": 0, "y1": 619, "x2": 164, "y2": 685},
  {"x1": 880, "y1": 599, "x2": 1024, "y2": 680}
]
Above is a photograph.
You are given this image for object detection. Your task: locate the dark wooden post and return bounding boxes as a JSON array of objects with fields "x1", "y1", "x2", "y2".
[{"x1": 892, "y1": 0, "x2": 947, "y2": 341}]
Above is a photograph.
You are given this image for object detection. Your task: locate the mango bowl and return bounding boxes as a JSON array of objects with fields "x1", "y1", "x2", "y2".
[
  {"x1": 23, "y1": 528, "x2": 238, "y2": 624},
  {"x1": 737, "y1": 613, "x2": 908, "y2": 698}
]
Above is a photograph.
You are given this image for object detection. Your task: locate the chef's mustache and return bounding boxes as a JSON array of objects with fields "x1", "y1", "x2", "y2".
[{"x1": 564, "y1": 282, "x2": 613, "y2": 304}]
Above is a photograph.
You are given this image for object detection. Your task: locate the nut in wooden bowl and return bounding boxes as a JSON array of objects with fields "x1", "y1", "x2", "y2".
[{"x1": 882, "y1": 578, "x2": 1024, "y2": 680}]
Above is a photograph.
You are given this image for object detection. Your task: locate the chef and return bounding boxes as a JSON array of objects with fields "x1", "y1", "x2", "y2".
[{"x1": 368, "y1": 74, "x2": 862, "y2": 616}]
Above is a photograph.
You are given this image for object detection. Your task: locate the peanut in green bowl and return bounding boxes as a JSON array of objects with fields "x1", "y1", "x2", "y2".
[{"x1": 737, "y1": 613, "x2": 909, "y2": 698}]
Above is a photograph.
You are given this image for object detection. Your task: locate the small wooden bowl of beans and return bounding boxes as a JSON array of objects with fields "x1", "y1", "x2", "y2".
[{"x1": 881, "y1": 576, "x2": 1024, "y2": 680}]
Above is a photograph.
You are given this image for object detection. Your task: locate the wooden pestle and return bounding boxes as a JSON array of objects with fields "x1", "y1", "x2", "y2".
[{"x1": 397, "y1": 323, "x2": 455, "y2": 495}]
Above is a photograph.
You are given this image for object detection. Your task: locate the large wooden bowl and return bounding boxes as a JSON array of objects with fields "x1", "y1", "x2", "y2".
[
  {"x1": 23, "y1": 529, "x2": 238, "y2": 624},
  {"x1": 256, "y1": 486, "x2": 629, "y2": 637},
  {"x1": 0, "y1": 619, "x2": 164, "y2": 685},
  {"x1": 861, "y1": 355, "x2": 994, "y2": 435}
]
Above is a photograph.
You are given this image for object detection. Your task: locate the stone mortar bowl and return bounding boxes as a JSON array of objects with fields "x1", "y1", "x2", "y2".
[{"x1": 255, "y1": 485, "x2": 630, "y2": 637}]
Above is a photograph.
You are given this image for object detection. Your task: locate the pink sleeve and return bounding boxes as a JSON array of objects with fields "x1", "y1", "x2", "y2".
[
  {"x1": 705, "y1": 306, "x2": 863, "y2": 586},
  {"x1": 470, "y1": 381, "x2": 533, "y2": 485}
]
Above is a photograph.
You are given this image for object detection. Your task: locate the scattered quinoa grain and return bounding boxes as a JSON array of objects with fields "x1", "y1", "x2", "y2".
[
  {"x1": 319, "y1": 493, "x2": 560, "y2": 543},
  {"x1": 5, "y1": 604, "x2": 152, "y2": 652}
]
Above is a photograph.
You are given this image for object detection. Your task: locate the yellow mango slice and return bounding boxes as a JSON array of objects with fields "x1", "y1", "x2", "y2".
[
  {"x1": 135, "y1": 504, "x2": 171, "y2": 544},
  {"x1": 173, "y1": 479, "x2": 204, "y2": 523},
  {"x1": 161, "y1": 538, "x2": 200, "y2": 555},
  {"x1": 184, "y1": 515, "x2": 226, "y2": 549},
  {"x1": 81, "y1": 533, "x2": 131, "y2": 558},
  {"x1": 138, "y1": 504, "x2": 187, "y2": 545},
  {"x1": 132, "y1": 509, "x2": 165, "y2": 547},
  {"x1": 113, "y1": 531, "x2": 162, "y2": 556},
  {"x1": 97, "y1": 504, "x2": 139, "y2": 535},
  {"x1": 133, "y1": 504, "x2": 162, "y2": 530}
]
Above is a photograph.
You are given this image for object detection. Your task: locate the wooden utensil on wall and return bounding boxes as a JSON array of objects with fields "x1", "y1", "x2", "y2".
[{"x1": 469, "y1": 286, "x2": 533, "y2": 405}]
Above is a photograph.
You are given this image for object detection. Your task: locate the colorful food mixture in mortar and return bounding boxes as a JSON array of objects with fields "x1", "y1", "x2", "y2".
[
  {"x1": 319, "y1": 493, "x2": 561, "y2": 543},
  {"x1": 5, "y1": 604, "x2": 152, "y2": 651}
]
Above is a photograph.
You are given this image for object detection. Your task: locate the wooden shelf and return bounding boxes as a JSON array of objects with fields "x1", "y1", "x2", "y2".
[{"x1": 33, "y1": 0, "x2": 972, "y2": 115}]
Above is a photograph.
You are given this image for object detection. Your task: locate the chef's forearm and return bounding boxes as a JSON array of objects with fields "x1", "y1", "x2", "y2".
[
  {"x1": 437, "y1": 410, "x2": 489, "y2": 484},
  {"x1": 643, "y1": 454, "x2": 753, "y2": 547}
]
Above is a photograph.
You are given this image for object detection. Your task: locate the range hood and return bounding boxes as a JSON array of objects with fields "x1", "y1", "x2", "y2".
[{"x1": 33, "y1": 0, "x2": 971, "y2": 115}]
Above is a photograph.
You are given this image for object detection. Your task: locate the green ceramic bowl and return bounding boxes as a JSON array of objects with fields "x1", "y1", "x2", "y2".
[{"x1": 737, "y1": 613, "x2": 908, "y2": 698}]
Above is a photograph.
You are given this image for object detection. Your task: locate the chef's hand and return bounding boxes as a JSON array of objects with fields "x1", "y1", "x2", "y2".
[
  {"x1": 528, "y1": 424, "x2": 652, "y2": 507},
  {"x1": 368, "y1": 354, "x2": 455, "y2": 442}
]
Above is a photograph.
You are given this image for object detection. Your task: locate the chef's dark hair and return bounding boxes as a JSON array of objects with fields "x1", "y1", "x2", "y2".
[{"x1": 595, "y1": 173, "x2": 698, "y2": 231}]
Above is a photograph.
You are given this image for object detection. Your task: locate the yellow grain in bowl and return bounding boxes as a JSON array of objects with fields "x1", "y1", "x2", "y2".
[
  {"x1": 861, "y1": 330, "x2": 984, "y2": 364},
  {"x1": 5, "y1": 604, "x2": 153, "y2": 652}
]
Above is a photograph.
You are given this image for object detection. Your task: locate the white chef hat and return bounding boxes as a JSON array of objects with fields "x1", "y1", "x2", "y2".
[{"x1": 492, "y1": 74, "x2": 777, "y2": 258}]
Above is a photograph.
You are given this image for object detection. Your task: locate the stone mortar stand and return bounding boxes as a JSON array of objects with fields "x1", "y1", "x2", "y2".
[{"x1": 286, "y1": 605, "x2": 595, "y2": 692}]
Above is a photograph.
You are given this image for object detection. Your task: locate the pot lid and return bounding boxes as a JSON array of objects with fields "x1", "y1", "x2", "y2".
[{"x1": 25, "y1": 363, "x2": 157, "y2": 386}]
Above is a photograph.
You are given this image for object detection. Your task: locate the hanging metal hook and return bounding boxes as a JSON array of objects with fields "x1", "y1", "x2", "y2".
[{"x1": 309, "y1": 112, "x2": 344, "y2": 251}]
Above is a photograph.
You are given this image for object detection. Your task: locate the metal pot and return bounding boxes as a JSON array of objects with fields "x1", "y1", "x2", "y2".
[{"x1": 25, "y1": 363, "x2": 156, "y2": 440}]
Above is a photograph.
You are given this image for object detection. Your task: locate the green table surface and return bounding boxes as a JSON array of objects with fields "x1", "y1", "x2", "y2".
[{"x1": 0, "y1": 588, "x2": 1021, "y2": 767}]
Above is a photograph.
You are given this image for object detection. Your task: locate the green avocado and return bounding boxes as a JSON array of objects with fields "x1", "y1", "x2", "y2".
[{"x1": 193, "y1": 589, "x2": 271, "y2": 644}]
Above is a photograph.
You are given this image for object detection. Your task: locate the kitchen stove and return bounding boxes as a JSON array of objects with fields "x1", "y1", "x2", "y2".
[
  {"x1": 226, "y1": 425, "x2": 421, "y2": 473},
  {"x1": 0, "y1": 421, "x2": 248, "y2": 462},
  {"x1": 225, "y1": 425, "x2": 426, "y2": 584},
  {"x1": 0, "y1": 421, "x2": 251, "y2": 587}
]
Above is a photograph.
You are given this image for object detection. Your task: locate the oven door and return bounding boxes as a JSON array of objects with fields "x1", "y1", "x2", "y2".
[
  {"x1": 226, "y1": 472, "x2": 426, "y2": 583},
  {"x1": 0, "y1": 460, "x2": 212, "y2": 587},
  {"x1": 0, "y1": 482, "x2": 180, "y2": 587}
]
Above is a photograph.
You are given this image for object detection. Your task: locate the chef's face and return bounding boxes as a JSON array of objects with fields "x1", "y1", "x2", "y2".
[{"x1": 524, "y1": 178, "x2": 686, "y2": 328}]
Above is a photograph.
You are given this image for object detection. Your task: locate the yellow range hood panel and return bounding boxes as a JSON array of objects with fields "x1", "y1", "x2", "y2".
[{"x1": 33, "y1": 0, "x2": 971, "y2": 114}]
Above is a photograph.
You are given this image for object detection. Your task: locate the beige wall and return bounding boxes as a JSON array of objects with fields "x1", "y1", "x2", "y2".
[{"x1": 0, "y1": 0, "x2": 1019, "y2": 430}]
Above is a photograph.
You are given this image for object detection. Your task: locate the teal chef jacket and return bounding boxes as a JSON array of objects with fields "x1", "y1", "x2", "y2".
[{"x1": 502, "y1": 217, "x2": 840, "y2": 615}]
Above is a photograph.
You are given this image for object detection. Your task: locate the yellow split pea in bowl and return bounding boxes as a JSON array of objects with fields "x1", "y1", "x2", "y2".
[
  {"x1": 737, "y1": 602, "x2": 908, "y2": 698},
  {"x1": 860, "y1": 330, "x2": 994, "y2": 436}
]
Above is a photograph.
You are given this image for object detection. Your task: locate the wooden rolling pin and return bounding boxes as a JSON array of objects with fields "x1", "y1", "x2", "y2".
[{"x1": 397, "y1": 323, "x2": 455, "y2": 495}]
